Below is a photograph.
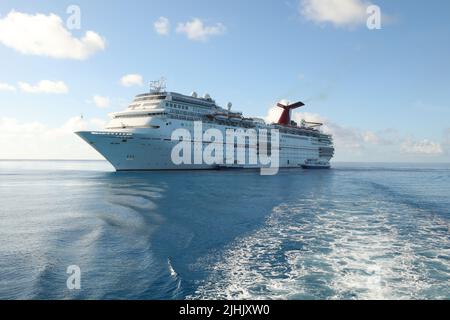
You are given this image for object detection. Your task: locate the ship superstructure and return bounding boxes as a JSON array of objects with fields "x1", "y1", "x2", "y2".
[{"x1": 76, "y1": 82, "x2": 334, "y2": 171}]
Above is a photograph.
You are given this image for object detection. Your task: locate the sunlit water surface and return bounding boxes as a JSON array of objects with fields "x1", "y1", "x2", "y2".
[{"x1": 0, "y1": 160, "x2": 449, "y2": 299}]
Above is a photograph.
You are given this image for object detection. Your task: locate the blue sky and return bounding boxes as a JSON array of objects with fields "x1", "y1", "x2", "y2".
[{"x1": 0, "y1": 0, "x2": 449, "y2": 161}]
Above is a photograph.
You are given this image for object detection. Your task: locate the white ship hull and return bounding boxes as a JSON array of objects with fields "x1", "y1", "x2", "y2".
[
  {"x1": 77, "y1": 125, "x2": 329, "y2": 171},
  {"x1": 76, "y1": 130, "x2": 215, "y2": 171}
]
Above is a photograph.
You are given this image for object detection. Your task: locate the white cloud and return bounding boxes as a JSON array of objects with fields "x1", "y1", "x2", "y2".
[
  {"x1": 92, "y1": 95, "x2": 110, "y2": 108},
  {"x1": 120, "y1": 74, "x2": 143, "y2": 87},
  {"x1": 443, "y1": 129, "x2": 450, "y2": 155},
  {"x1": 299, "y1": 0, "x2": 369, "y2": 27},
  {"x1": 176, "y1": 18, "x2": 226, "y2": 41},
  {"x1": 0, "y1": 116, "x2": 106, "y2": 159},
  {"x1": 0, "y1": 10, "x2": 106, "y2": 60},
  {"x1": 18, "y1": 80, "x2": 69, "y2": 94},
  {"x1": 0, "y1": 82, "x2": 16, "y2": 92},
  {"x1": 400, "y1": 139, "x2": 443, "y2": 155},
  {"x1": 362, "y1": 131, "x2": 380, "y2": 144},
  {"x1": 265, "y1": 105, "x2": 372, "y2": 150},
  {"x1": 263, "y1": 104, "x2": 448, "y2": 161},
  {"x1": 154, "y1": 17, "x2": 170, "y2": 35}
]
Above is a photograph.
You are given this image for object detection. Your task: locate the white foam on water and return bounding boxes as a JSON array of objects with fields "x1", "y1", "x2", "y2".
[
  {"x1": 168, "y1": 258, "x2": 178, "y2": 278},
  {"x1": 189, "y1": 195, "x2": 450, "y2": 300}
]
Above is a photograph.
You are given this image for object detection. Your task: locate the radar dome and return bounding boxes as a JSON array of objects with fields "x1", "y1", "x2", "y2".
[{"x1": 191, "y1": 91, "x2": 198, "y2": 98}]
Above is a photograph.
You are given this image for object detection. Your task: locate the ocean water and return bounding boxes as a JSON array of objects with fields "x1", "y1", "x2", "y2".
[{"x1": 0, "y1": 160, "x2": 449, "y2": 300}]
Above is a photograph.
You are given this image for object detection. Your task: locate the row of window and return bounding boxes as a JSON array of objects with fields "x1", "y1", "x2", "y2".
[
  {"x1": 166, "y1": 102, "x2": 189, "y2": 110},
  {"x1": 129, "y1": 102, "x2": 161, "y2": 109},
  {"x1": 168, "y1": 114, "x2": 203, "y2": 122},
  {"x1": 166, "y1": 102, "x2": 214, "y2": 116},
  {"x1": 171, "y1": 96, "x2": 215, "y2": 108},
  {"x1": 115, "y1": 112, "x2": 166, "y2": 119},
  {"x1": 133, "y1": 95, "x2": 166, "y2": 102}
]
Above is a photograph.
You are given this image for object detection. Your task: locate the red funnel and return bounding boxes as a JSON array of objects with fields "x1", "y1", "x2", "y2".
[{"x1": 277, "y1": 101, "x2": 304, "y2": 125}]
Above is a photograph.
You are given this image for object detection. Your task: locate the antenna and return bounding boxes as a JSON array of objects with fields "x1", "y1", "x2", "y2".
[{"x1": 149, "y1": 77, "x2": 166, "y2": 93}]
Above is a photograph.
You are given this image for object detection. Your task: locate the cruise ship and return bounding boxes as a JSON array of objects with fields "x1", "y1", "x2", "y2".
[{"x1": 76, "y1": 81, "x2": 334, "y2": 171}]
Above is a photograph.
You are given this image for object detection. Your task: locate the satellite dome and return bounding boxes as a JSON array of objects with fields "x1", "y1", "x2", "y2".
[
  {"x1": 191, "y1": 91, "x2": 198, "y2": 98},
  {"x1": 204, "y1": 93, "x2": 211, "y2": 100}
]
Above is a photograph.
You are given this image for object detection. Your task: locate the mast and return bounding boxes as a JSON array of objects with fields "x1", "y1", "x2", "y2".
[{"x1": 149, "y1": 77, "x2": 166, "y2": 93}]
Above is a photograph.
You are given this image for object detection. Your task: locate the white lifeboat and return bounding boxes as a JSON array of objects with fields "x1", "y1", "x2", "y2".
[
  {"x1": 214, "y1": 113, "x2": 228, "y2": 121},
  {"x1": 242, "y1": 118, "x2": 254, "y2": 125},
  {"x1": 229, "y1": 116, "x2": 242, "y2": 123}
]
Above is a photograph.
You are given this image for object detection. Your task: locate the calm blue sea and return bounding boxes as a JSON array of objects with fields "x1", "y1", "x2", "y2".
[{"x1": 0, "y1": 160, "x2": 449, "y2": 300}]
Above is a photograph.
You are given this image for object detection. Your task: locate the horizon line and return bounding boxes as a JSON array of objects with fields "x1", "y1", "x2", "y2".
[{"x1": 0, "y1": 159, "x2": 449, "y2": 165}]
